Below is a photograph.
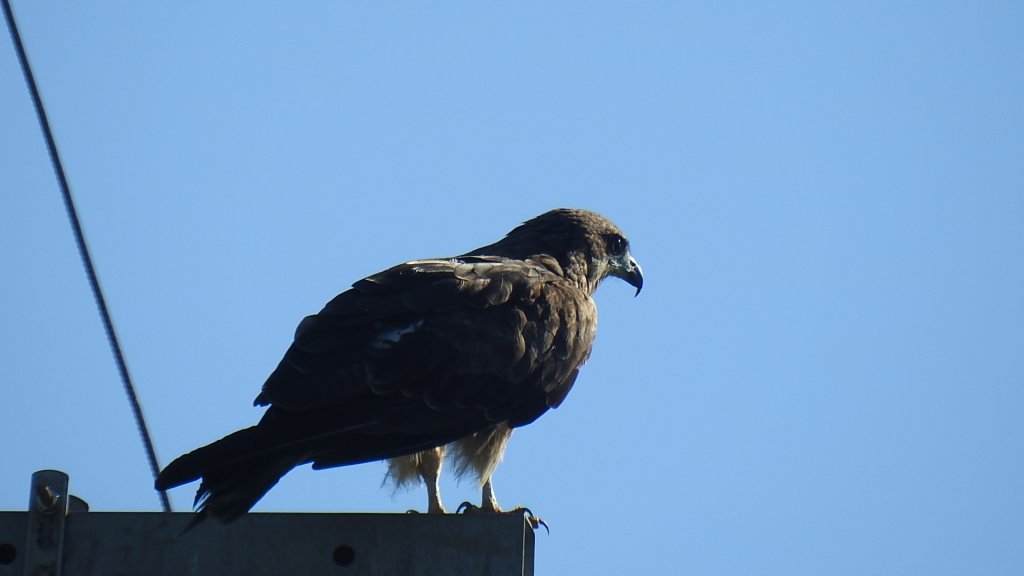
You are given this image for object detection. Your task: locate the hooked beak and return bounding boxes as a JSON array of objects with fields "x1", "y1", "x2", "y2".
[{"x1": 611, "y1": 251, "x2": 644, "y2": 296}]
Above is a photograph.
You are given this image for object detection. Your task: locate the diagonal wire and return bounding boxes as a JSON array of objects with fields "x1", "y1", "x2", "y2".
[{"x1": 3, "y1": 0, "x2": 171, "y2": 512}]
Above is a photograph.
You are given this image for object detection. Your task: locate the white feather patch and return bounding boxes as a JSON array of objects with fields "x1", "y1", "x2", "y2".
[{"x1": 370, "y1": 320, "x2": 424, "y2": 349}]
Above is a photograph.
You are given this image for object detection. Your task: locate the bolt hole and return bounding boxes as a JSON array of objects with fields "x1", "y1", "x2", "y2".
[
  {"x1": 332, "y1": 544, "x2": 355, "y2": 567},
  {"x1": 0, "y1": 543, "x2": 15, "y2": 565}
]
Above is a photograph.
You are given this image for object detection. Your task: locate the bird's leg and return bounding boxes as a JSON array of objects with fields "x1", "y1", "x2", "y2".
[
  {"x1": 480, "y1": 477, "x2": 501, "y2": 513},
  {"x1": 419, "y1": 447, "x2": 446, "y2": 514}
]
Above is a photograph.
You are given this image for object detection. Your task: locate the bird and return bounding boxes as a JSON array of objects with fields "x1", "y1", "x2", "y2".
[{"x1": 155, "y1": 208, "x2": 643, "y2": 525}]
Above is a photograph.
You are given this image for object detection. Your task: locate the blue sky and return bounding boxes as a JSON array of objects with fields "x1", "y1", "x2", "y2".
[{"x1": 2, "y1": 2, "x2": 1023, "y2": 574}]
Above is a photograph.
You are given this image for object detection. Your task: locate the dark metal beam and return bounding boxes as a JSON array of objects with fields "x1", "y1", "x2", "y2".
[{"x1": 0, "y1": 472, "x2": 535, "y2": 576}]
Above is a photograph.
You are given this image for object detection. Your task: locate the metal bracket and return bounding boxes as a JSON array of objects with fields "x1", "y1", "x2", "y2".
[
  {"x1": 1, "y1": 470, "x2": 535, "y2": 576},
  {"x1": 24, "y1": 470, "x2": 70, "y2": 576}
]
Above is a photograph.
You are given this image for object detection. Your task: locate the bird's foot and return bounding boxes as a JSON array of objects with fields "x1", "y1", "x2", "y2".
[
  {"x1": 456, "y1": 502, "x2": 549, "y2": 533},
  {"x1": 405, "y1": 505, "x2": 446, "y2": 515}
]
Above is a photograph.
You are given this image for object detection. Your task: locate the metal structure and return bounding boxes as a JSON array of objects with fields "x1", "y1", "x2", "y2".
[{"x1": 0, "y1": 471, "x2": 535, "y2": 576}]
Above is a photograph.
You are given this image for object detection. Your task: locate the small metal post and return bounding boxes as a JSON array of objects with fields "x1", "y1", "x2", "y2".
[{"x1": 24, "y1": 470, "x2": 69, "y2": 576}]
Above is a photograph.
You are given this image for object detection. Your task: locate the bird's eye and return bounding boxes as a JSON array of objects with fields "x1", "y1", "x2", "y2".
[{"x1": 606, "y1": 234, "x2": 628, "y2": 254}]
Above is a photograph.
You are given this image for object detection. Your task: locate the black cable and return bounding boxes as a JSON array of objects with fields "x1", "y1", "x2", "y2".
[{"x1": 3, "y1": 0, "x2": 172, "y2": 513}]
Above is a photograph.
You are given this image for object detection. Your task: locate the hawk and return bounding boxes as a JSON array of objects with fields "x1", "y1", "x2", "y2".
[{"x1": 155, "y1": 208, "x2": 643, "y2": 524}]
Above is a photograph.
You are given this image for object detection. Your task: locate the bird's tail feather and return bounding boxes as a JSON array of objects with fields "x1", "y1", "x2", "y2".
[{"x1": 155, "y1": 425, "x2": 308, "y2": 524}]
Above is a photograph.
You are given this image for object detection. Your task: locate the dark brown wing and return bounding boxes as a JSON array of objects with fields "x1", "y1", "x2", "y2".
[{"x1": 253, "y1": 255, "x2": 596, "y2": 468}]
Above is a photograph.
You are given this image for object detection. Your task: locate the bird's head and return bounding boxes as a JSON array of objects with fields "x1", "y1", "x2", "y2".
[{"x1": 481, "y1": 208, "x2": 644, "y2": 296}]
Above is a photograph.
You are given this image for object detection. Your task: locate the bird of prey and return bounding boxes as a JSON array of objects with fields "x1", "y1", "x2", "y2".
[{"x1": 155, "y1": 208, "x2": 643, "y2": 524}]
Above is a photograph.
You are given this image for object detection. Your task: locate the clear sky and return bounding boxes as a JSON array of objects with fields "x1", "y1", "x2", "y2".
[{"x1": 2, "y1": 2, "x2": 1023, "y2": 574}]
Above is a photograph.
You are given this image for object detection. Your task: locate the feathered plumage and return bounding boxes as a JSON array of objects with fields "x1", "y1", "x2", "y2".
[{"x1": 155, "y1": 208, "x2": 643, "y2": 523}]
